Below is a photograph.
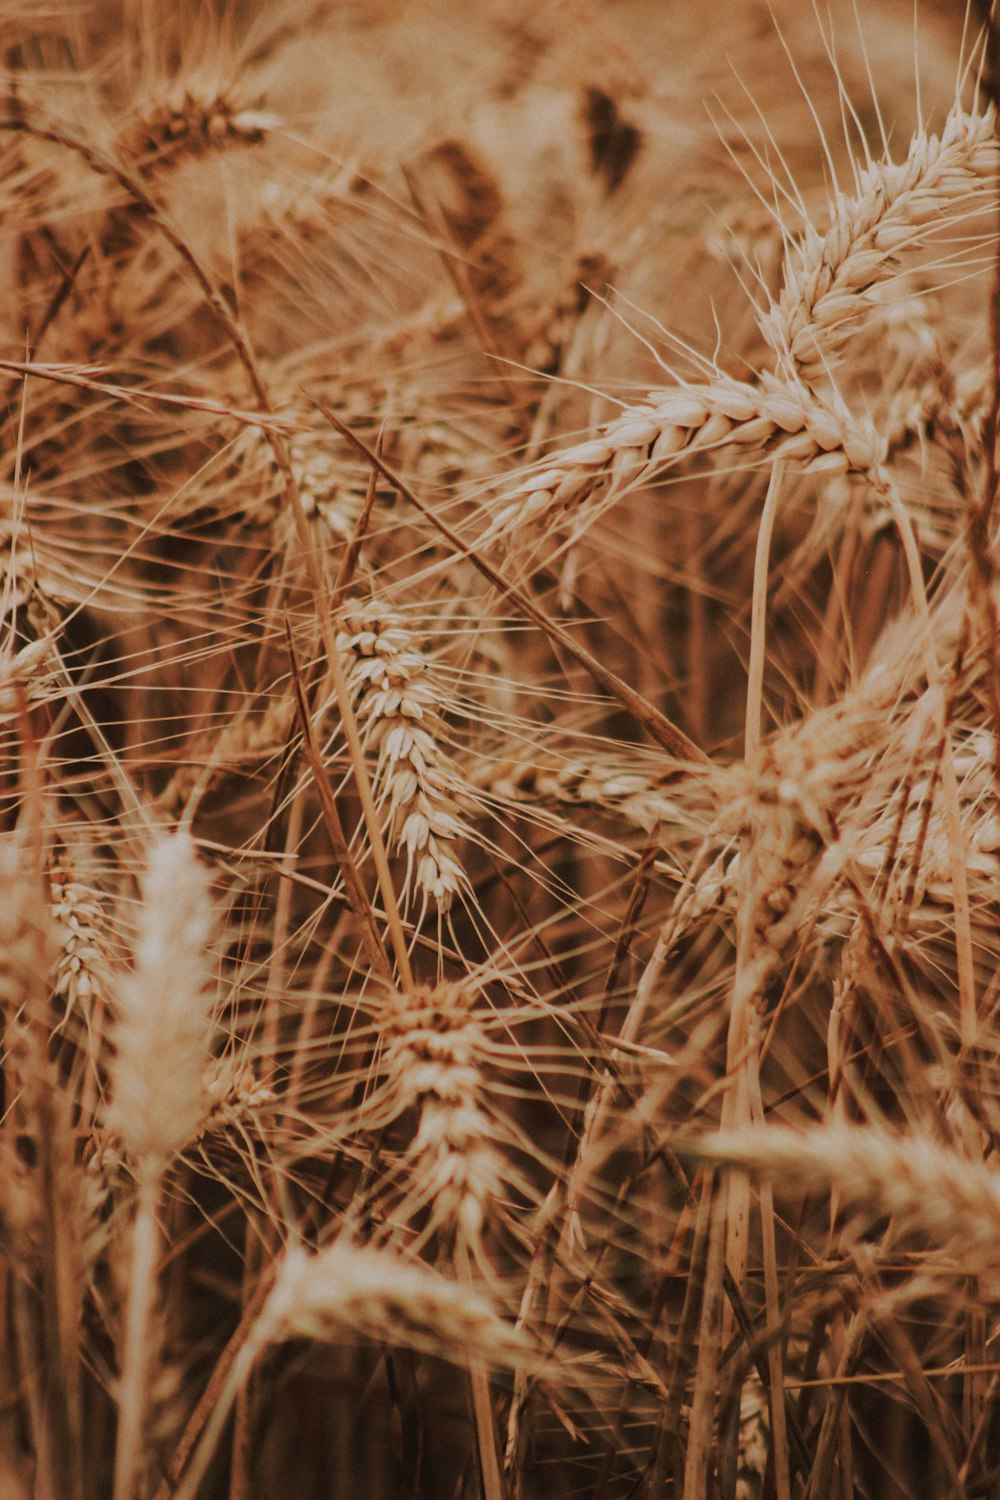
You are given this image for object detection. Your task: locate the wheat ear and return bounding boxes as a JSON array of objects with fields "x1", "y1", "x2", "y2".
[
  {"x1": 109, "y1": 833, "x2": 217, "y2": 1500},
  {"x1": 370, "y1": 982, "x2": 507, "y2": 1254},
  {"x1": 685, "y1": 1122, "x2": 1000, "y2": 1264},
  {"x1": 173, "y1": 1239, "x2": 536, "y2": 1500},
  {"x1": 759, "y1": 104, "x2": 999, "y2": 383},
  {"x1": 338, "y1": 599, "x2": 469, "y2": 913},
  {"x1": 113, "y1": 85, "x2": 280, "y2": 172},
  {"x1": 49, "y1": 836, "x2": 112, "y2": 1035},
  {"x1": 485, "y1": 371, "x2": 882, "y2": 543},
  {"x1": 108, "y1": 833, "x2": 217, "y2": 1169},
  {"x1": 488, "y1": 104, "x2": 997, "y2": 545}
]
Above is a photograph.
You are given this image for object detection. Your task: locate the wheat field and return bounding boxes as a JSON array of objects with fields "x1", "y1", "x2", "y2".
[{"x1": 2, "y1": 2, "x2": 1000, "y2": 1497}]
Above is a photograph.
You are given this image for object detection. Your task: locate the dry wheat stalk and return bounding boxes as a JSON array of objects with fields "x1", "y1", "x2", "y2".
[
  {"x1": 338, "y1": 599, "x2": 469, "y2": 913},
  {"x1": 737, "y1": 1375, "x2": 769, "y2": 1500},
  {"x1": 108, "y1": 833, "x2": 220, "y2": 1500}
]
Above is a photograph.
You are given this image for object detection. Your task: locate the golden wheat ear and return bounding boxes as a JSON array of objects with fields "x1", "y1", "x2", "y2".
[{"x1": 108, "y1": 832, "x2": 219, "y2": 1500}]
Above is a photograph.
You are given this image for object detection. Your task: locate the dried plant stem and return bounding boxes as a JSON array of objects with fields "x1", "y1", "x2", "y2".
[
  {"x1": 544, "y1": 921, "x2": 672, "y2": 1324},
  {"x1": 456, "y1": 1242, "x2": 507, "y2": 1500},
  {"x1": 803, "y1": 1304, "x2": 868, "y2": 1500},
  {"x1": 691, "y1": 460, "x2": 791, "y2": 1497},
  {"x1": 745, "y1": 466, "x2": 791, "y2": 1500},
  {"x1": 112, "y1": 1175, "x2": 160, "y2": 1500},
  {"x1": 758, "y1": 1172, "x2": 791, "y2": 1500},
  {"x1": 228, "y1": 1237, "x2": 261, "y2": 1500},
  {"x1": 719, "y1": 457, "x2": 784, "y2": 1327},
  {"x1": 681, "y1": 1171, "x2": 726, "y2": 1500},
  {"x1": 746, "y1": 463, "x2": 785, "y2": 760},
  {"x1": 260, "y1": 786, "x2": 306, "y2": 1074},
  {"x1": 874, "y1": 472, "x2": 976, "y2": 1042},
  {"x1": 154, "y1": 1275, "x2": 275, "y2": 1500},
  {"x1": 171, "y1": 1329, "x2": 260, "y2": 1500}
]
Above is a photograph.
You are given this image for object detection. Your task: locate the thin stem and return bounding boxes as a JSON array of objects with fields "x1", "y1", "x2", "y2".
[
  {"x1": 746, "y1": 461, "x2": 784, "y2": 760},
  {"x1": 112, "y1": 1173, "x2": 161, "y2": 1500}
]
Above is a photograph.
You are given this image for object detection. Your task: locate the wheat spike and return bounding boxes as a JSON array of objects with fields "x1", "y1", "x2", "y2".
[
  {"x1": 485, "y1": 369, "x2": 883, "y2": 542},
  {"x1": 688, "y1": 1121, "x2": 1000, "y2": 1267},
  {"x1": 338, "y1": 599, "x2": 469, "y2": 912},
  {"x1": 759, "y1": 105, "x2": 999, "y2": 383},
  {"x1": 108, "y1": 832, "x2": 218, "y2": 1173},
  {"x1": 370, "y1": 982, "x2": 507, "y2": 1251}
]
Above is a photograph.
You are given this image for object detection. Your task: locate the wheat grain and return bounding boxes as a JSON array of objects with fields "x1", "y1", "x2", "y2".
[
  {"x1": 485, "y1": 370, "x2": 883, "y2": 542},
  {"x1": 338, "y1": 599, "x2": 469, "y2": 912},
  {"x1": 759, "y1": 105, "x2": 999, "y2": 384},
  {"x1": 370, "y1": 981, "x2": 507, "y2": 1250},
  {"x1": 687, "y1": 1121, "x2": 1000, "y2": 1264},
  {"x1": 107, "y1": 832, "x2": 217, "y2": 1172}
]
